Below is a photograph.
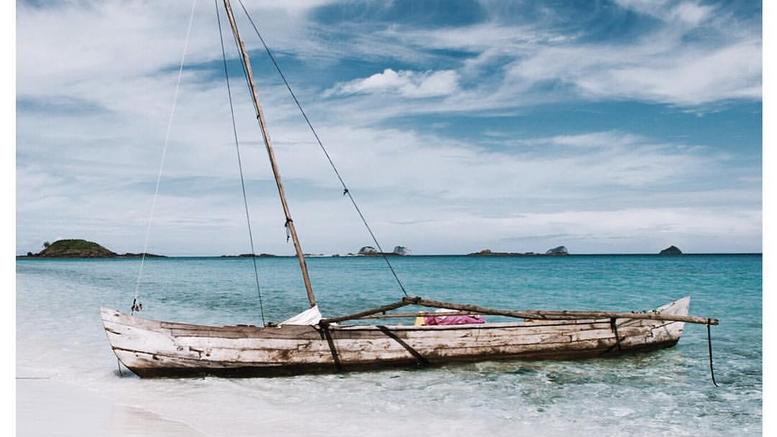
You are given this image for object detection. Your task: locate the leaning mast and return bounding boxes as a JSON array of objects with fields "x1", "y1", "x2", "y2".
[{"x1": 221, "y1": 0, "x2": 317, "y2": 307}]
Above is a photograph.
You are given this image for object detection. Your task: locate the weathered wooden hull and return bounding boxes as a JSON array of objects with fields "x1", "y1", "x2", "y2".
[{"x1": 102, "y1": 297, "x2": 690, "y2": 378}]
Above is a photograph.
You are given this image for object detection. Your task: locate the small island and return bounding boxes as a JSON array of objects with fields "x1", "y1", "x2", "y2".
[
  {"x1": 468, "y1": 249, "x2": 532, "y2": 256},
  {"x1": 468, "y1": 246, "x2": 569, "y2": 256},
  {"x1": 220, "y1": 253, "x2": 277, "y2": 258},
  {"x1": 659, "y1": 245, "x2": 683, "y2": 255},
  {"x1": 20, "y1": 239, "x2": 164, "y2": 258},
  {"x1": 545, "y1": 246, "x2": 569, "y2": 256},
  {"x1": 357, "y1": 245, "x2": 410, "y2": 256}
]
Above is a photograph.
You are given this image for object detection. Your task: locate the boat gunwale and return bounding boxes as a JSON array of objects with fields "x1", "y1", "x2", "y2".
[{"x1": 100, "y1": 297, "x2": 689, "y2": 335}]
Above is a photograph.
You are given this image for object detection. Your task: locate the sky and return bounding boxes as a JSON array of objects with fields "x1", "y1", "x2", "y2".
[{"x1": 16, "y1": 0, "x2": 762, "y2": 255}]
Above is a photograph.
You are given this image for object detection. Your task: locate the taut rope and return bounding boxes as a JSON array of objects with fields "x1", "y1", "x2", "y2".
[
  {"x1": 132, "y1": 0, "x2": 198, "y2": 314},
  {"x1": 214, "y1": 0, "x2": 266, "y2": 325}
]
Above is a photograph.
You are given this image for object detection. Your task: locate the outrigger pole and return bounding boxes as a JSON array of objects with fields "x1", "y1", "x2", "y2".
[
  {"x1": 320, "y1": 296, "x2": 720, "y2": 326},
  {"x1": 221, "y1": 0, "x2": 317, "y2": 307}
]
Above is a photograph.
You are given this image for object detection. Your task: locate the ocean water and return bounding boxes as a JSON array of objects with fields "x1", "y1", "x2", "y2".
[{"x1": 17, "y1": 255, "x2": 762, "y2": 436}]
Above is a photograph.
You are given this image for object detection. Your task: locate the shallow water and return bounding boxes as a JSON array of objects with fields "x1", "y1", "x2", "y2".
[{"x1": 17, "y1": 255, "x2": 762, "y2": 436}]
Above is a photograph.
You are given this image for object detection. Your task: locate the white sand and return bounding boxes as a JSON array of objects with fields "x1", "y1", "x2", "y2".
[{"x1": 17, "y1": 378, "x2": 206, "y2": 437}]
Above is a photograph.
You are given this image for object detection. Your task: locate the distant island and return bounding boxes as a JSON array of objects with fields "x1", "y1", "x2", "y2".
[
  {"x1": 220, "y1": 253, "x2": 277, "y2": 258},
  {"x1": 469, "y1": 246, "x2": 569, "y2": 256},
  {"x1": 659, "y1": 245, "x2": 683, "y2": 255},
  {"x1": 358, "y1": 245, "x2": 410, "y2": 256},
  {"x1": 16, "y1": 240, "x2": 700, "y2": 258},
  {"x1": 19, "y1": 239, "x2": 164, "y2": 258}
]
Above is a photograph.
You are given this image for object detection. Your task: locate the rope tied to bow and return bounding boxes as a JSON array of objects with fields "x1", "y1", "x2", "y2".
[
  {"x1": 130, "y1": 298, "x2": 143, "y2": 314},
  {"x1": 130, "y1": 0, "x2": 198, "y2": 314}
]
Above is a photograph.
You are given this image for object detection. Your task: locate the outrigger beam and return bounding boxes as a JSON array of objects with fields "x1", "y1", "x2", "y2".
[
  {"x1": 320, "y1": 296, "x2": 719, "y2": 326},
  {"x1": 407, "y1": 297, "x2": 719, "y2": 325},
  {"x1": 319, "y1": 300, "x2": 410, "y2": 325}
]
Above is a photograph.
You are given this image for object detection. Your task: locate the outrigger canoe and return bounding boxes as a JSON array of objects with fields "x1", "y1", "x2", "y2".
[{"x1": 102, "y1": 296, "x2": 706, "y2": 378}]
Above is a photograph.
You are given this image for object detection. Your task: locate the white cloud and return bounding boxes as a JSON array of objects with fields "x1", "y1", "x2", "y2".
[
  {"x1": 372, "y1": 2, "x2": 759, "y2": 108},
  {"x1": 669, "y1": 2, "x2": 713, "y2": 25},
  {"x1": 509, "y1": 37, "x2": 761, "y2": 106},
  {"x1": 270, "y1": 128, "x2": 722, "y2": 197},
  {"x1": 18, "y1": 96, "x2": 756, "y2": 255},
  {"x1": 614, "y1": 0, "x2": 714, "y2": 26},
  {"x1": 328, "y1": 68, "x2": 459, "y2": 98},
  {"x1": 15, "y1": 0, "x2": 339, "y2": 100},
  {"x1": 14, "y1": 0, "x2": 762, "y2": 255},
  {"x1": 16, "y1": 0, "x2": 762, "y2": 118}
]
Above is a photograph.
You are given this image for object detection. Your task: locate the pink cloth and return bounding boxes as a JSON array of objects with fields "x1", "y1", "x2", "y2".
[{"x1": 423, "y1": 314, "x2": 485, "y2": 325}]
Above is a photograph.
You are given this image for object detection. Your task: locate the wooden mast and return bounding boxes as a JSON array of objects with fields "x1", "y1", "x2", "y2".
[{"x1": 221, "y1": 0, "x2": 316, "y2": 307}]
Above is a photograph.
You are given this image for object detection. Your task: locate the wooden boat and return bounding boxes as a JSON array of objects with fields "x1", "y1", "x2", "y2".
[
  {"x1": 102, "y1": 296, "x2": 703, "y2": 377},
  {"x1": 103, "y1": 0, "x2": 719, "y2": 378}
]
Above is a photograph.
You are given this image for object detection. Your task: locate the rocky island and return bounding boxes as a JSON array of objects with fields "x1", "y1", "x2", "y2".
[
  {"x1": 20, "y1": 239, "x2": 164, "y2": 258},
  {"x1": 468, "y1": 249, "x2": 533, "y2": 256},
  {"x1": 357, "y1": 245, "x2": 410, "y2": 256},
  {"x1": 468, "y1": 246, "x2": 569, "y2": 256},
  {"x1": 545, "y1": 246, "x2": 569, "y2": 256},
  {"x1": 220, "y1": 253, "x2": 277, "y2": 258},
  {"x1": 659, "y1": 245, "x2": 683, "y2": 255}
]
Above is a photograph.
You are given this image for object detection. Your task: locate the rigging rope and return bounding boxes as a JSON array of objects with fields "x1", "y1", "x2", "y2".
[
  {"x1": 132, "y1": 0, "x2": 199, "y2": 314},
  {"x1": 235, "y1": 0, "x2": 409, "y2": 297},
  {"x1": 215, "y1": 0, "x2": 266, "y2": 326}
]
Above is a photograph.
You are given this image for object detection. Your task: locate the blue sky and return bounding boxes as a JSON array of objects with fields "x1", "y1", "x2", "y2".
[{"x1": 16, "y1": 0, "x2": 762, "y2": 255}]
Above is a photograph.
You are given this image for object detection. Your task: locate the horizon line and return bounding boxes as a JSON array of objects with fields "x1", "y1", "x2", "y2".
[{"x1": 17, "y1": 252, "x2": 763, "y2": 258}]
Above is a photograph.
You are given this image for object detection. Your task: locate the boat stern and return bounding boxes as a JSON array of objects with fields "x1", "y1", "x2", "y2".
[{"x1": 653, "y1": 296, "x2": 691, "y2": 340}]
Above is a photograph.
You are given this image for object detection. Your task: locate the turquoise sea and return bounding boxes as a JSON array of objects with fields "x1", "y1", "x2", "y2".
[{"x1": 17, "y1": 255, "x2": 762, "y2": 436}]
